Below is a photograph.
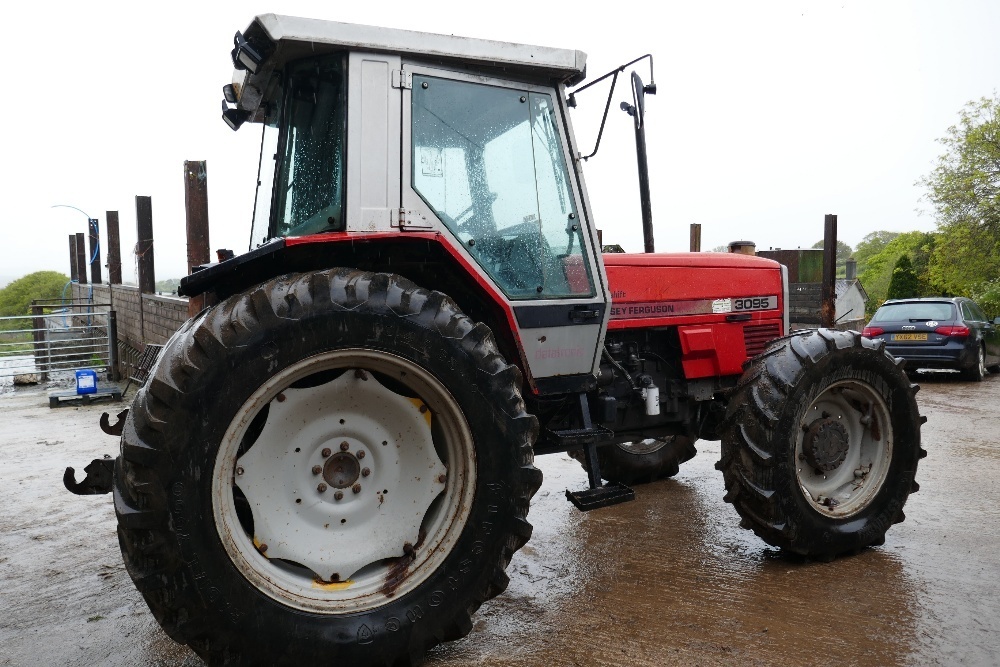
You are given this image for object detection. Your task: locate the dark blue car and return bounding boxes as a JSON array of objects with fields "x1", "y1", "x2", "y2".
[{"x1": 862, "y1": 297, "x2": 1000, "y2": 381}]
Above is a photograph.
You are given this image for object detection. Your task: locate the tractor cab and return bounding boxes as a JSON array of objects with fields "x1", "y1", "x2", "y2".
[{"x1": 212, "y1": 14, "x2": 610, "y2": 389}]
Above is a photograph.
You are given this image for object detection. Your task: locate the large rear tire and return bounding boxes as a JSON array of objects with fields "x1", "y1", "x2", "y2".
[
  {"x1": 718, "y1": 329, "x2": 925, "y2": 558},
  {"x1": 114, "y1": 269, "x2": 540, "y2": 666}
]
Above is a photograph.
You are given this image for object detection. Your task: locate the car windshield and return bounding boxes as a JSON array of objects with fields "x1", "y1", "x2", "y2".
[{"x1": 872, "y1": 302, "x2": 955, "y2": 322}]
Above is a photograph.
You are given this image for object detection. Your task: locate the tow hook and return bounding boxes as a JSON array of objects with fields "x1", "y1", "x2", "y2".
[
  {"x1": 64, "y1": 455, "x2": 116, "y2": 495},
  {"x1": 100, "y1": 409, "x2": 129, "y2": 436}
]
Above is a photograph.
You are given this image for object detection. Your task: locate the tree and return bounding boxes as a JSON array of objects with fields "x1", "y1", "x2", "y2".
[
  {"x1": 853, "y1": 231, "x2": 901, "y2": 275},
  {"x1": 887, "y1": 255, "x2": 920, "y2": 299},
  {"x1": 927, "y1": 222, "x2": 1000, "y2": 295},
  {"x1": 156, "y1": 278, "x2": 182, "y2": 294},
  {"x1": 919, "y1": 95, "x2": 1000, "y2": 292},
  {"x1": 0, "y1": 271, "x2": 71, "y2": 317},
  {"x1": 811, "y1": 239, "x2": 853, "y2": 277},
  {"x1": 858, "y1": 232, "x2": 939, "y2": 314},
  {"x1": 973, "y1": 279, "x2": 1000, "y2": 320}
]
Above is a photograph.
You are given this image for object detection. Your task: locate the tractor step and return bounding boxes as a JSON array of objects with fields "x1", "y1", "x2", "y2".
[
  {"x1": 565, "y1": 482, "x2": 635, "y2": 511},
  {"x1": 547, "y1": 425, "x2": 614, "y2": 446}
]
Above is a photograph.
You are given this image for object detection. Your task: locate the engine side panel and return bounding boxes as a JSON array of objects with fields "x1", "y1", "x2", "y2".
[{"x1": 604, "y1": 252, "x2": 785, "y2": 379}]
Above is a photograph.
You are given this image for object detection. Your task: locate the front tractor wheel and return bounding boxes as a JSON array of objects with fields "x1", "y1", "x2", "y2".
[
  {"x1": 114, "y1": 269, "x2": 540, "y2": 666},
  {"x1": 572, "y1": 436, "x2": 697, "y2": 485},
  {"x1": 719, "y1": 329, "x2": 926, "y2": 558}
]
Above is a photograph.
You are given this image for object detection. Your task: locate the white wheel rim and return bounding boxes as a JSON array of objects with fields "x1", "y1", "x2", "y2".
[
  {"x1": 212, "y1": 349, "x2": 475, "y2": 614},
  {"x1": 615, "y1": 438, "x2": 670, "y2": 455},
  {"x1": 795, "y1": 379, "x2": 893, "y2": 518}
]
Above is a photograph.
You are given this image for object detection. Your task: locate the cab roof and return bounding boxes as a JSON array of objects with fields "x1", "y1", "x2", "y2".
[{"x1": 243, "y1": 14, "x2": 588, "y2": 86}]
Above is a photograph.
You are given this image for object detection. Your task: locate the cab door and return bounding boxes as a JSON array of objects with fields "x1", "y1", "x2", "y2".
[
  {"x1": 399, "y1": 64, "x2": 609, "y2": 391},
  {"x1": 345, "y1": 52, "x2": 402, "y2": 231}
]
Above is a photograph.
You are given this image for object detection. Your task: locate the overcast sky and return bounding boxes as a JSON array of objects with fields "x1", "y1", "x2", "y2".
[{"x1": 4, "y1": 0, "x2": 999, "y2": 286}]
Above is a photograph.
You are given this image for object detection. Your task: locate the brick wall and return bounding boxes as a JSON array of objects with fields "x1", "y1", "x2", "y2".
[{"x1": 72, "y1": 284, "x2": 189, "y2": 378}]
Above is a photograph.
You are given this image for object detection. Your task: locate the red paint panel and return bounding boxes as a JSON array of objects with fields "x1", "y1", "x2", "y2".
[
  {"x1": 605, "y1": 252, "x2": 784, "y2": 331},
  {"x1": 604, "y1": 252, "x2": 778, "y2": 270},
  {"x1": 561, "y1": 255, "x2": 590, "y2": 294},
  {"x1": 678, "y1": 323, "x2": 751, "y2": 378},
  {"x1": 605, "y1": 253, "x2": 781, "y2": 301},
  {"x1": 284, "y1": 231, "x2": 440, "y2": 246},
  {"x1": 281, "y1": 232, "x2": 534, "y2": 388}
]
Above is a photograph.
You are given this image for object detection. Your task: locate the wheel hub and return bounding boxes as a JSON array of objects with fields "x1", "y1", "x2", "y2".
[
  {"x1": 232, "y1": 369, "x2": 448, "y2": 583},
  {"x1": 803, "y1": 418, "x2": 850, "y2": 472},
  {"x1": 323, "y1": 451, "x2": 361, "y2": 489}
]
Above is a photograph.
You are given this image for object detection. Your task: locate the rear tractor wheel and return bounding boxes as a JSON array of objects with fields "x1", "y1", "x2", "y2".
[
  {"x1": 719, "y1": 329, "x2": 926, "y2": 558},
  {"x1": 114, "y1": 269, "x2": 540, "y2": 666}
]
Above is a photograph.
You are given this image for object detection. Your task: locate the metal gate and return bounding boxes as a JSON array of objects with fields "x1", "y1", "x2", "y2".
[{"x1": 0, "y1": 301, "x2": 116, "y2": 384}]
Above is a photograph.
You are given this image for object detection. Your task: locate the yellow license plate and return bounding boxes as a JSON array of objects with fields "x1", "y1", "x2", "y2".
[{"x1": 893, "y1": 333, "x2": 928, "y2": 341}]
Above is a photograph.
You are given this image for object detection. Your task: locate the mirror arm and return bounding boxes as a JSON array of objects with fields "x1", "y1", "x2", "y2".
[
  {"x1": 569, "y1": 54, "x2": 655, "y2": 161},
  {"x1": 575, "y1": 70, "x2": 619, "y2": 161}
]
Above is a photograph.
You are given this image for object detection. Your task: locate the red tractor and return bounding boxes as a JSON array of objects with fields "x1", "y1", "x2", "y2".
[{"x1": 73, "y1": 14, "x2": 924, "y2": 666}]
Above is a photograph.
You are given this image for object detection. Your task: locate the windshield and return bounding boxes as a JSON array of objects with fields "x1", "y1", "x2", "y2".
[
  {"x1": 411, "y1": 75, "x2": 594, "y2": 299},
  {"x1": 872, "y1": 302, "x2": 956, "y2": 322},
  {"x1": 252, "y1": 54, "x2": 347, "y2": 246},
  {"x1": 250, "y1": 121, "x2": 280, "y2": 250}
]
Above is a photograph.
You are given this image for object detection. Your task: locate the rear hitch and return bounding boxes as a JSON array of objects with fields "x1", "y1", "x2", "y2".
[
  {"x1": 64, "y1": 456, "x2": 116, "y2": 495},
  {"x1": 100, "y1": 409, "x2": 129, "y2": 436}
]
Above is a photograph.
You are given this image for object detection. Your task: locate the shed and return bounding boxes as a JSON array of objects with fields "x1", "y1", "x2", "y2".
[{"x1": 835, "y1": 279, "x2": 868, "y2": 330}]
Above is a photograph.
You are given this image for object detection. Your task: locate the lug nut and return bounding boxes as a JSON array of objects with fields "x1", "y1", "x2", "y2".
[
  {"x1": 312, "y1": 465, "x2": 322, "y2": 475},
  {"x1": 438, "y1": 473, "x2": 447, "y2": 484},
  {"x1": 317, "y1": 483, "x2": 328, "y2": 493},
  {"x1": 236, "y1": 466, "x2": 244, "y2": 476},
  {"x1": 321, "y1": 447, "x2": 332, "y2": 458},
  {"x1": 340, "y1": 441, "x2": 350, "y2": 451},
  {"x1": 362, "y1": 467, "x2": 371, "y2": 477},
  {"x1": 357, "y1": 450, "x2": 366, "y2": 459},
  {"x1": 334, "y1": 491, "x2": 344, "y2": 501},
  {"x1": 419, "y1": 404, "x2": 428, "y2": 413},
  {"x1": 352, "y1": 483, "x2": 362, "y2": 494},
  {"x1": 276, "y1": 393, "x2": 286, "y2": 402},
  {"x1": 259, "y1": 543, "x2": 268, "y2": 553}
]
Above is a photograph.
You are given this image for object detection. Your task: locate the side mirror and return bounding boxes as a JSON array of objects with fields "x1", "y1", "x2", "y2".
[
  {"x1": 222, "y1": 99, "x2": 250, "y2": 131},
  {"x1": 620, "y1": 71, "x2": 653, "y2": 130}
]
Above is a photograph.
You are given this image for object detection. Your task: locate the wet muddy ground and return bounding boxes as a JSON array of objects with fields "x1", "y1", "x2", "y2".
[{"x1": 1, "y1": 371, "x2": 998, "y2": 666}]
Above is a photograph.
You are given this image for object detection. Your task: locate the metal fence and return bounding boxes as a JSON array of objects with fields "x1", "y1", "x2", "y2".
[{"x1": 0, "y1": 301, "x2": 117, "y2": 383}]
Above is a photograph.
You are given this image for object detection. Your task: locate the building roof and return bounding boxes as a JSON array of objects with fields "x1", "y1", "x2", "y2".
[{"x1": 836, "y1": 278, "x2": 868, "y2": 302}]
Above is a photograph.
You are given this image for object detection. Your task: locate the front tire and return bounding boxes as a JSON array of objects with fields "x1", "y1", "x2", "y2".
[
  {"x1": 572, "y1": 436, "x2": 697, "y2": 485},
  {"x1": 719, "y1": 329, "x2": 925, "y2": 558},
  {"x1": 114, "y1": 269, "x2": 540, "y2": 666}
]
